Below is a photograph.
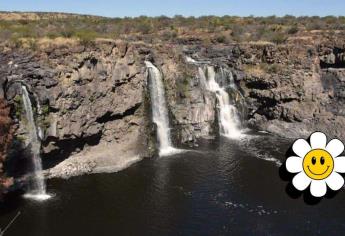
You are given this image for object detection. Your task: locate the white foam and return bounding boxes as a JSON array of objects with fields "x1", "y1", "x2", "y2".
[
  {"x1": 200, "y1": 66, "x2": 244, "y2": 139},
  {"x1": 159, "y1": 147, "x2": 184, "y2": 157},
  {"x1": 185, "y1": 56, "x2": 197, "y2": 63},
  {"x1": 239, "y1": 136, "x2": 283, "y2": 167},
  {"x1": 257, "y1": 155, "x2": 282, "y2": 167},
  {"x1": 23, "y1": 193, "x2": 52, "y2": 201},
  {"x1": 222, "y1": 132, "x2": 246, "y2": 140}
]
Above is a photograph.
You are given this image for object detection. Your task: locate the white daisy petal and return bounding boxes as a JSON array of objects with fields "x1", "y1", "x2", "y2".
[
  {"x1": 326, "y1": 139, "x2": 344, "y2": 158},
  {"x1": 292, "y1": 172, "x2": 311, "y2": 191},
  {"x1": 334, "y1": 156, "x2": 345, "y2": 173},
  {"x1": 292, "y1": 139, "x2": 311, "y2": 158},
  {"x1": 310, "y1": 180, "x2": 327, "y2": 197},
  {"x1": 286, "y1": 156, "x2": 303, "y2": 173},
  {"x1": 310, "y1": 132, "x2": 327, "y2": 149},
  {"x1": 325, "y1": 172, "x2": 344, "y2": 191}
]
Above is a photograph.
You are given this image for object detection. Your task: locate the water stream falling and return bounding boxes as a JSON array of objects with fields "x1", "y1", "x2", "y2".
[
  {"x1": 199, "y1": 66, "x2": 243, "y2": 139},
  {"x1": 22, "y1": 86, "x2": 51, "y2": 201},
  {"x1": 145, "y1": 61, "x2": 180, "y2": 156}
]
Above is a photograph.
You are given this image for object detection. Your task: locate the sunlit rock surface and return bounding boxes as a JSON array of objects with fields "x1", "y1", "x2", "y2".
[{"x1": 1, "y1": 32, "x2": 345, "y2": 183}]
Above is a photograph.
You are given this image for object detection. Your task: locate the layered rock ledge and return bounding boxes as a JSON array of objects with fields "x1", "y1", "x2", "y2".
[{"x1": 1, "y1": 34, "x2": 345, "y2": 182}]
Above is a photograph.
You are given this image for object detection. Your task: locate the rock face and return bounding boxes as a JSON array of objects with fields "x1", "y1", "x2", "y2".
[
  {"x1": 0, "y1": 98, "x2": 14, "y2": 199},
  {"x1": 319, "y1": 43, "x2": 345, "y2": 69},
  {"x1": 1, "y1": 36, "x2": 345, "y2": 185},
  {"x1": 237, "y1": 43, "x2": 345, "y2": 140},
  {"x1": 1, "y1": 40, "x2": 155, "y2": 179},
  {"x1": 152, "y1": 53, "x2": 218, "y2": 144}
]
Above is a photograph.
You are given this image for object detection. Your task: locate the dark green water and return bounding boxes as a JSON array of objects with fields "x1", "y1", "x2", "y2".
[{"x1": 1, "y1": 134, "x2": 345, "y2": 235}]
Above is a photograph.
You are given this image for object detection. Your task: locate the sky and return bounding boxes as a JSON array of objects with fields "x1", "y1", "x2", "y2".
[{"x1": 1, "y1": 0, "x2": 345, "y2": 18}]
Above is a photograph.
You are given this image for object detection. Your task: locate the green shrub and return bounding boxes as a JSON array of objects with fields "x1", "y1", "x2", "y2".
[
  {"x1": 14, "y1": 25, "x2": 36, "y2": 38},
  {"x1": 271, "y1": 33, "x2": 287, "y2": 44},
  {"x1": 47, "y1": 32, "x2": 60, "y2": 39},
  {"x1": 215, "y1": 35, "x2": 227, "y2": 43},
  {"x1": 27, "y1": 39, "x2": 37, "y2": 50},
  {"x1": 137, "y1": 22, "x2": 152, "y2": 34},
  {"x1": 41, "y1": 105, "x2": 49, "y2": 115},
  {"x1": 2, "y1": 13, "x2": 345, "y2": 46},
  {"x1": 287, "y1": 25, "x2": 299, "y2": 34},
  {"x1": 161, "y1": 30, "x2": 177, "y2": 41},
  {"x1": 9, "y1": 35, "x2": 23, "y2": 48},
  {"x1": 60, "y1": 29, "x2": 74, "y2": 38},
  {"x1": 230, "y1": 25, "x2": 245, "y2": 42},
  {"x1": 74, "y1": 30, "x2": 98, "y2": 45},
  {"x1": 13, "y1": 95, "x2": 23, "y2": 119}
]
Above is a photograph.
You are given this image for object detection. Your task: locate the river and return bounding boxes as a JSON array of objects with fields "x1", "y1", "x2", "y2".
[{"x1": 1, "y1": 133, "x2": 345, "y2": 235}]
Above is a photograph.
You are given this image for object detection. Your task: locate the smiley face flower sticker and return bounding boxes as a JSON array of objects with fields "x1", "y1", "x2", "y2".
[{"x1": 286, "y1": 132, "x2": 345, "y2": 197}]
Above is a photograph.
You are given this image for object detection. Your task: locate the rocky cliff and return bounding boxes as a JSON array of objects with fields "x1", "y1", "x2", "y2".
[
  {"x1": 1, "y1": 39, "x2": 155, "y2": 179},
  {"x1": 235, "y1": 39, "x2": 345, "y2": 140},
  {"x1": 0, "y1": 99, "x2": 13, "y2": 199},
  {"x1": 1, "y1": 30, "x2": 345, "y2": 190}
]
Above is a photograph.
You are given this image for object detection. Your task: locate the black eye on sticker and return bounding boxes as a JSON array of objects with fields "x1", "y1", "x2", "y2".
[
  {"x1": 312, "y1": 157, "x2": 316, "y2": 165},
  {"x1": 320, "y1": 156, "x2": 325, "y2": 165}
]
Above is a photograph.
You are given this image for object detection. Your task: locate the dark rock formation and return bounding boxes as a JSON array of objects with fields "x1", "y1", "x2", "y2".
[
  {"x1": 152, "y1": 53, "x2": 217, "y2": 144},
  {"x1": 1, "y1": 40, "x2": 154, "y2": 179},
  {"x1": 0, "y1": 99, "x2": 14, "y2": 199},
  {"x1": 232, "y1": 42, "x2": 345, "y2": 140}
]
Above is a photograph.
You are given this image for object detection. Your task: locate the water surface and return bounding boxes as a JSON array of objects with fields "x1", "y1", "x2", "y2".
[{"x1": 1, "y1": 134, "x2": 345, "y2": 235}]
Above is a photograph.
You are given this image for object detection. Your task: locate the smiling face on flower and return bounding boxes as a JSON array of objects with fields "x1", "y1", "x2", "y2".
[
  {"x1": 286, "y1": 132, "x2": 345, "y2": 198},
  {"x1": 303, "y1": 149, "x2": 334, "y2": 180}
]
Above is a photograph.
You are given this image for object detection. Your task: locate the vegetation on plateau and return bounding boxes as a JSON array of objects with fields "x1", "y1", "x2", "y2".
[{"x1": 0, "y1": 12, "x2": 345, "y2": 48}]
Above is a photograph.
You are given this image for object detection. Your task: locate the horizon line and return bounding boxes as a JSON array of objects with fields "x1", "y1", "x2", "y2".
[{"x1": 1, "y1": 10, "x2": 344, "y2": 19}]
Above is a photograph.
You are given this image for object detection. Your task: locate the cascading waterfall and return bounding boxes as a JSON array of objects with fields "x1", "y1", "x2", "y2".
[
  {"x1": 22, "y1": 86, "x2": 51, "y2": 201},
  {"x1": 198, "y1": 67, "x2": 208, "y2": 89},
  {"x1": 200, "y1": 66, "x2": 243, "y2": 139},
  {"x1": 145, "y1": 61, "x2": 180, "y2": 156},
  {"x1": 186, "y1": 56, "x2": 197, "y2": 64}
]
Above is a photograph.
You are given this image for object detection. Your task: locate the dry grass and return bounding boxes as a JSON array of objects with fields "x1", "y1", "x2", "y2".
[
  {"x1": 37, "y1": 37, "x2": 79, "y2": 49},
  {"x1": 243, "y1": 64, "x2": 267, "y2": 77},
  {"x1": 0, "y1": 12, "x2": 99, "y2": 21},
  {"x1": 247, "y1": 41, "x2": 275, "y2": 46},
  {"x1": 1, "y1": 12, "x2": 345, "y2": 47},
  {"x1": 243, "y1": 63, "x2": 283, "y2": 76}
]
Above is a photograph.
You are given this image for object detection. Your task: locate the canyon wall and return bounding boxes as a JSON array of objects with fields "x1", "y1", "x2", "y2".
[
  {"x1": 1, "y1": 40, "x2": 154, "y2": 179},
  {"x1": 1, "y1": 35, "x2": 345, "y2": 184}
]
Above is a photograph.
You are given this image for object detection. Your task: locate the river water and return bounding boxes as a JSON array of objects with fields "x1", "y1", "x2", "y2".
[{"x1": 1, "y1": 133, "x2": 345, "y2": 235}]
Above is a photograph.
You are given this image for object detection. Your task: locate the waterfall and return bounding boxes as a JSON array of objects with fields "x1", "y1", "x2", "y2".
[
  {"x1": 200, "y1": 66, "x2": 243, "y2": 139},
  {"x1": 22, "y1": 86, "x2": 51, "y2": 201},
  {"x1": 198, "y1": 67, "x2": 208, "y2": 89},
  {"x1": 145, "y1": 61, "x2": 180, "y2": 156},
  {"x1": 186, "y1": 56, "x2": 197, "y2": 64}
]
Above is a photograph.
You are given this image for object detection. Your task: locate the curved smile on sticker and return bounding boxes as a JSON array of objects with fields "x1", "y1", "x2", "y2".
[{"x1": 307, "y1": 166, "x2": 330, "y2": 175}]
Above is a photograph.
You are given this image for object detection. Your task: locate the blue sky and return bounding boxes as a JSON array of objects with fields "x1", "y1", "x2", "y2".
[{"x1": 1, "y1": 0, "x2": 345, "y2": 17}]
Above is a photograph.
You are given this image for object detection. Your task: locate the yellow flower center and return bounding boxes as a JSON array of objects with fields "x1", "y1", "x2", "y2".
[{"x1": 302, "y1": 149, "x2": 334, "y2": 180}]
